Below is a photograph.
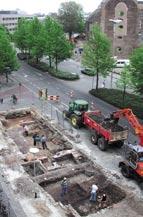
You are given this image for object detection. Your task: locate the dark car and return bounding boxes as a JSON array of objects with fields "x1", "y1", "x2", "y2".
[{"x1": 80, "y1": 67, "x2": 95, "y2": 76}]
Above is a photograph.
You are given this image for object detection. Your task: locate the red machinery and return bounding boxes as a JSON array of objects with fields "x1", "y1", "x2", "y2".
[
  {"x1": 83, "y1": 110, "x2": 128, "y2": 151},
  {"x1": 111, "y1": 108, "x2": 143, "y2": 179}
]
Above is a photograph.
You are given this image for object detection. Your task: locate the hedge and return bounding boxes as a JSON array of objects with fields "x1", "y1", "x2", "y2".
[
  {"x1": 89, "y1": 88, "x2": 143, "y2": 119},
  {"x1": 28, "y1": 60, "x2": 79, "y2": 80}
]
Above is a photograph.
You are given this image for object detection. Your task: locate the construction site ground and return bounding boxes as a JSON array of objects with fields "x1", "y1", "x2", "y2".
[{"x1": 0, "y1": 108, "x2": 142, "y2": 217}]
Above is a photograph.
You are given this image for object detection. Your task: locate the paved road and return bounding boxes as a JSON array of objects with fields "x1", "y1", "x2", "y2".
[{"x1": 0, "y1": 60, "x2": 142, "y2": 197}]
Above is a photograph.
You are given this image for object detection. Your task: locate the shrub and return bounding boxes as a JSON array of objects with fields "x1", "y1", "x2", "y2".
[
  {"x1": 49, "y1": 68, "x2": 79, "y2": 80},
  {"x1": 90, "y1": 88, "x2": 143, "y2": 119},
  {"x1": 28, "y1": 60, "x2": 79, "y2": 80},
  {"x1": 28, "y1": 60, "x2": 49, "y2": 72}
]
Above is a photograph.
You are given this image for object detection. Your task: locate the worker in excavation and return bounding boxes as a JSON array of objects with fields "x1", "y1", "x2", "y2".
[
  {"x1": 32, "y1": 133, "x2": 40, "y2": 146},
  {"x1": 61, "y1": 177, "x2": 68, "y2": 197},
  {"x1": 23, "y1": 124, "x2": 29, "y2": 136},
  {"x1": 90, "y1": 184, "x2": 98, "y2": 202},
  {"x1": 41, "y1": 135, "x2": 48, "y2": 150}
]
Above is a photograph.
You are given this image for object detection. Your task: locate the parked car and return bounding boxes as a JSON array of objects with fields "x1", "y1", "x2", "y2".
[
  {"x1": 115, "y1": 59, "x2": 130, "y2": 68},
  {"x1": 80, "y1": 67, "x2": 95, "y2": 76}
]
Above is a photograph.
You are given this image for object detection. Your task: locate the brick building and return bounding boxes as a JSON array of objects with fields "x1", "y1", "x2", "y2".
[{"x1": 86, "y1": 0, "x2": 143, "y2": 58}]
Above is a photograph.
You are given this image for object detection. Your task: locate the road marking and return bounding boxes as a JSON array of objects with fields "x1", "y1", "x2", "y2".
[
  {"x1": 55, "y1": 108, "x2": 62, "y2": 114},
  {"x1": 61, "y1": 102, "x2": 68, "y2": 108}
]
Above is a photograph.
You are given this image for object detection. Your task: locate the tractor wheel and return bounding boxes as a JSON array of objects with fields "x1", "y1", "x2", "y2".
[
  {"x1": 120, "y1": 164, "x2": 131, "y2": 178},
  {"x1": 116, "y1": 140, "x2": 124, "y2": 148},
  {"x1": 97, "y1": 137, "x2": 108, "y2": 151},
  {"x1": 70, "y1": 114, "x2": 82, "y2": 128},
  {"x1": 63, "y1": 110, "x2": 70, "y2": 119},
  {"x1": 91, "y1": 132, "x2": 98, "y2": 145}
]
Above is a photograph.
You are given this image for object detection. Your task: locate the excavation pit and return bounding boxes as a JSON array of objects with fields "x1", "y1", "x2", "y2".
[
  {"x1": 40, "y1": 173, "x2": 126, "y2": 216},
  {"x1": 1, "y1": 109, "x2": 126, "y2": 216},
  {"x1": 22, "y1": 161, "x2": 45, "y2": 177}
]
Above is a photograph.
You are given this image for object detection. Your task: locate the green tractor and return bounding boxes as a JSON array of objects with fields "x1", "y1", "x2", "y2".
[{"x1": 63, "y1": 99, "x2": 89, "y2": 128}]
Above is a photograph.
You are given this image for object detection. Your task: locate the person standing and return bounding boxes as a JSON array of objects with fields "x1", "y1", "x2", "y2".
[
  {"x1": 90, "y1": 184, "x2": 98, "y2": 202},
  {"x1": 32, "y1": 133, "x2": 39, "y2": 146},
  {"x1": 41, "y1": 135, "x2": 48, "y2": 150},
  {"x1": 23, "y1": 124, "x2": 29, "y2": 136},
  {"x1": 61, "y1": 177, "x2": 68, "y2": 197},
  {"x1": 0, "y1": 98, "x2": 3, "y2": 104},
  {"x1": 102, "y1": 80, "x2": 105, "y2": 88}
]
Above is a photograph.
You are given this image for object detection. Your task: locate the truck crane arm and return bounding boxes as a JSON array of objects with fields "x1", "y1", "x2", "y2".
[{"x1": 112, "y1": 108, "x2": 143, "y2": 146}]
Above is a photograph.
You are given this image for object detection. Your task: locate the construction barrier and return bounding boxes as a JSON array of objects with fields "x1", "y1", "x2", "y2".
[{"x1": 48, "y1": 95, "x2": 60, "y2": 101}]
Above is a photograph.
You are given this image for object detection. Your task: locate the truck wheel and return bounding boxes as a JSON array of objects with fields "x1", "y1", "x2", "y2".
[
  {"x1": 97, "y1": 137, "x2": 108, "y2": 151},
  {"x1": 121, "y1": 164, "x2": 131, "y2": 178},
  {"x1": 63, "y1": 110, "x2": 68, "y2": 119},
  {"x1": 63, "y1": 110, "x2": 70, "y2": 119},
  {"x1": 91, "y1": 133, "x2": 98, "y2": 145},
  {"x1": 70, "y1": 114, "x2": 82, "y2": 128}
]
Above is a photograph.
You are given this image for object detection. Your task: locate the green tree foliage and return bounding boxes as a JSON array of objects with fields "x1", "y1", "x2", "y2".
[
  {"x1": 14, "y1": 16, "x2": 72, "y2": 70},
  {"x1": 82, "y1": 25, "x2": 114, "y2": 90},
  {"x1": 42, "y1": 17, "x2": 72, "y2": 71},
  {"x1": 0, "y1": 26, "x2": 18, "y2": 82},
  {"x1": 58, "y1": 1, "x2": 85, "y2": 38},
  {"x1": 129, "y1": 46, "x2": 143, "y2": 94},
  {"x1": 13, "y1": 18, "x2": 29, "y2": 53},
  {"x1": 27, "y1": 17, "x2": 46, "y2": 63},
  {"x1": 116, "y1": 65, "x2": 132, "y2": 105}
]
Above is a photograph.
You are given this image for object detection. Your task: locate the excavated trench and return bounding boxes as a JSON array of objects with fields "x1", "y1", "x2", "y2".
[{"x1": 4, "y1": 111, "x2": 126, "y2": 216}]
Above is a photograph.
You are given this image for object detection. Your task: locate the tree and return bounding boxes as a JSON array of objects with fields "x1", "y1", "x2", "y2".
[
  {"x1": 116, "y1": 65, "x2": 132, "y2": 105},
  {"x1": 58, "y1": 1, "x2": 85, "y2": 39},
  {"x1": 0, "y1": 26, "x2": 18, "y2": 82},
  {"x1": 82, "y1": 25, "x2": 114, "y2": 90},
  {"x1": 44, "y1": 17, "x2": 72, "y2": 71},
  {"x1": 27, "y1": 17, "x2": 46, "y2": 63},
  {"x1": 13, "y1": 18, "x2": 29, "y2": 53},
  {"x1": 129, "y1": 46, "x2": 143, "y2": 94}
]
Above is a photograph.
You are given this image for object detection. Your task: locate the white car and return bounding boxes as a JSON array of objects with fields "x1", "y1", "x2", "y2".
[{"x1": 115, "y1": 59, "x2": 130, "y2": 68}]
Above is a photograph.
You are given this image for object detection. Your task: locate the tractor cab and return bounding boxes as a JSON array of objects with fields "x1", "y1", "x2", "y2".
[
  {"x1": 119, "y1": 142, "x2": 143, "y2": 178},
  {"x1": 69, "y1": 100, "x2": 88, "y2": 114},
  {"x1": 63, "y1": 99, "x2": 89, "y2": 128}
]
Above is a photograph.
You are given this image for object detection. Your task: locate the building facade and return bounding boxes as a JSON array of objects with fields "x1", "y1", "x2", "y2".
[
  {"x1": 0, "y1": 11, "x2": 33, "y2": 32},
  {"x1": 86, "y1": 0, "x2": 143, "y2": 58}
]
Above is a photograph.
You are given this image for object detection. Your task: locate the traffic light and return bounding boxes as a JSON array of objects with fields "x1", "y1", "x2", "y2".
[{"x1": 45, "y1": 88, "x2": 48, "y2": 99}]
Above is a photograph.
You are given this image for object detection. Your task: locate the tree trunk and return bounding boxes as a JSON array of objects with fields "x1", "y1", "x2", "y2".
[
  {"x1": 5, "y1": 72, "x2": 8, "y2": 83},
  {"x1": 49, "y1": 56, "x2": 52, "y2": 68},
  {"x1": 123, "y1": 85, "x2": 126, "y2": 106},
  {"x1": 69, "y1": 32, "x2": 72, "y2": 41},
  {"x1": 96, "y1": 71, "x2": 99, "y2": 90},
  {"x1": 55, "y1": 56, "x2": 58, "y2": 73},
  {"x1": 36, "y1": 57, "x2": 39, "y2": 64}
]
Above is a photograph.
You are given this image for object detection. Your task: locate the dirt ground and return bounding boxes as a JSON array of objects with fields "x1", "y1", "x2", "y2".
[{"x1": 2, "y1": 112, "x2": 126, "y2": 216}]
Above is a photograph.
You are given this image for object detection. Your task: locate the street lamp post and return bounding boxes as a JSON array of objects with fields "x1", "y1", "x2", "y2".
[
  {"x1": 109, "y1": 19, "x2": 122, "y2": 88},
  {"x1": 29, "y1": 147, "x2": 39, "y2": 177}
]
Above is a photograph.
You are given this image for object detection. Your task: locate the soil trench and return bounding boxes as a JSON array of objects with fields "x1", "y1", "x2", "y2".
[{"x1": 2, "y1": 110, "x2": 126, "y2": 216}]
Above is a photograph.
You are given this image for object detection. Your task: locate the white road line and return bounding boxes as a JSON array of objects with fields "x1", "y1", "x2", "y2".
[
  {"x1": 55, "y1": 108, "x2": 62, "y2": 114},
  {"x1": 61, "y1": 102, "x2": 68, "y2": 108}
]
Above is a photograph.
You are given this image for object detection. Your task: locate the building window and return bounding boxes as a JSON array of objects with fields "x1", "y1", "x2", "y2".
[
  {"x1": 119, "y1": 11, "x2": 124, "y2": 16},
  {"x1": 116, "y1": 47, "x2": 122, "y2": 52},
  {"x1": 118, "y1": 25, "x2": 123, "y2": 29},
  {"x1": 117, "y1": 36, "x2": 123, "y2": 39}
]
